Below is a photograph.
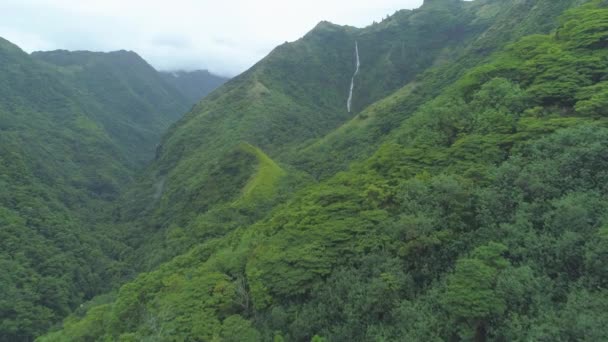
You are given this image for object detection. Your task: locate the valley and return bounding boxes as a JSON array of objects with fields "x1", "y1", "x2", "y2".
[{"x1": 1, "y1": 0, "x2": 607, "y2": 341}]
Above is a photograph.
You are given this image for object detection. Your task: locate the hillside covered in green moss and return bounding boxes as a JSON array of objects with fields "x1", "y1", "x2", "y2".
[{"x1": 3, "y1": 0, "x2": 608, "y2": 341}]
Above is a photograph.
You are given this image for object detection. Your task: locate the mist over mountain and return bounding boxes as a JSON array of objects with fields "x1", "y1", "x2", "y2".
[
  {"x1": 160, "y1": 70, "x2": 229, "y2": 107},
  {"x1": 2, "y1": 0, "x2": 608, "y2": 341}
]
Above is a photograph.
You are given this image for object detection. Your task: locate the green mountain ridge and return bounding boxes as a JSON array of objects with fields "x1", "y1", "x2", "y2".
[
  {"x1": 32, "y1": 49, "x2": 204, "y2": 165},
  {"x1": 293, "y1": 0, "x2": 590, "y2": 179},
  {"x1": 0, "y1": 41, "x2": 226, "y2": 340},
  {"x1": 3, "y1": 0, "x2": 608, "y2": 341},
  {"x1": 115, "y1": 0, "x2": 480, "y2": 235},
  {"x1": 113, "y1": 0, "x2": 588, "y2": 273}
]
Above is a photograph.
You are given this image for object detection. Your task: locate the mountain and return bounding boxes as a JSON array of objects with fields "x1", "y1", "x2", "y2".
[
  {"x1": 37, "y1": 0, "x2": 608, "y2": 341},
  {"x1": 113, "y1": 0, "x2": 588, "y2": 268},
  {"x1": 293, "y1": 0, "x2": 592, "y2": 179},
  {"x1": 112, "y1": 0, "x2": 493, "y2": 250},
  {"x1": 0, "y1": 41, "x2": 226, "y2": 340},
  {"x1": 160, "y1": 70, "x2": 229, "y2": 106},
  {"x1": 31, "y1": 49, "x2": 191, "y2": 165}
]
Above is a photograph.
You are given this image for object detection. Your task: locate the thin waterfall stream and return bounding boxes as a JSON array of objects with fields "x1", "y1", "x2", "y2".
[{"x1": 347, "y1": 41, "x2": 360, "y2": 113}]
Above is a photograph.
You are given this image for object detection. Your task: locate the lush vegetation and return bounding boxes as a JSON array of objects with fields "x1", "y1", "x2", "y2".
[
  {"x1": 32, "y1": 50, "x2": 192, "y2": 165},
  {"x1": 37, "y1": 0, "x2": 608, "y2": 341},
  {"x1": 2, "y1": 0, "x2": 607, "y2": 340},
  {"x1": 0, "y1": 41, "x2": 224, "y2": 340},
  {"x1": 293, "y1": 0, "x2": 588, "y2": 179},
  {"x1": 113, "y1": 0, "x2": 580, "y2": 270}
]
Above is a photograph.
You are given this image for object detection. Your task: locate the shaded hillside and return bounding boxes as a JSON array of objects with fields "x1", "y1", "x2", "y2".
[
  {"x1": 0, "y1": 41, "x2": 194, "y2": 340},
  {"x1": 32, "y1": 50, "x2": 191, "y2": 164},
  {"x1": 161, "y1": 70, "x2": 229, "y2": 106}
]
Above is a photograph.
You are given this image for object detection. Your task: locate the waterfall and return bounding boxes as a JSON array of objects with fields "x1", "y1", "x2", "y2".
[{"x1": 347, "y1": 41, "x2": 360, "y2": 113}]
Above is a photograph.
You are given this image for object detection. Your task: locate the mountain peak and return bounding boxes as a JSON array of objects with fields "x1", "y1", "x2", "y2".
[
  {"x1": 31, "y1": 49, "x2": 148, "y2": 68},
  {"x1": 0, "y1": 36, "x2": 26, "y2": 56},
  {"x1": 423, "y1": 0, "x2": 461, "y2": 6}
]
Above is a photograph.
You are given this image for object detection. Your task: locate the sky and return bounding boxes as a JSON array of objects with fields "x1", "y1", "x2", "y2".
[{"x1": 0, "y1": 0, "x2": 424, "y2": 76}]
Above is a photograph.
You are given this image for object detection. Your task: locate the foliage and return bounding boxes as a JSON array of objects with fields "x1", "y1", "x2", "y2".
[
  {"x1": 11, "y1": 0, "x2": 608, "y2": 341},
  {"x1": 0, "y1": 40, "x2": 219, "y2": 340}
]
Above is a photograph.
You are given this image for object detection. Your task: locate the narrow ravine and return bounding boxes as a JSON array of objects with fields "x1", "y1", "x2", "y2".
[{"x1": 347, "y1": 41, "x2": 360, "y2": 113}]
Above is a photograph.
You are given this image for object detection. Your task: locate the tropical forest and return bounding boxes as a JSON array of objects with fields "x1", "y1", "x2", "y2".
[{"x1": 1, "y1": 0, "x2": 607, "y2": 341}]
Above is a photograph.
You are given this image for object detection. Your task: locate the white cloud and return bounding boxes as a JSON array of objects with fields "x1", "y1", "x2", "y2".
[{"x1": 0, "y1": 0, "x2": 424, "y2": 76}]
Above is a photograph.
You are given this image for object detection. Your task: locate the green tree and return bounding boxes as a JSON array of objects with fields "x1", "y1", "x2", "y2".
[
  {"x1": 442, "y1": 243, "x2": 509, "y2": 341},
  {"x1": 219, "y1": 315, "x2": 261, "y2": 342}
]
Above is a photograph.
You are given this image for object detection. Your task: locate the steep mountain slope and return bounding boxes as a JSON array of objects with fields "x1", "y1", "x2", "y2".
[
  {"x1": 293, "y1": 0, "x2": 590, "y2": 178},
  {"x1": 0, "y1": 40, "x2": 201, "y2": 340},
  {"x1": 31, "y1": 50, "x2": 191, "y2": 164},
  {"x1": 0, "y1": 39, "x2": 131, "y2": 340},
  {"x1": 115, "y1": 0, "x2": 538, "y2": 267},
  {"x1": 39, "y1": 0, "x2": 608, "y2": 341},
  {"x1": 161, "y1": 70, "x2": 229, "y2": 106}
]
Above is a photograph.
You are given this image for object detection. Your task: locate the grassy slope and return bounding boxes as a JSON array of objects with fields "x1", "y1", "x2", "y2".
[{"x1": 236, "y1": 143, "x2": 286, "y2": 205}]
